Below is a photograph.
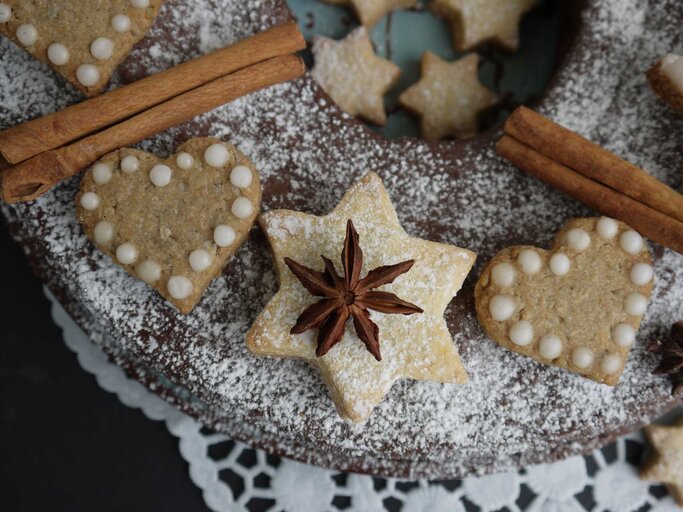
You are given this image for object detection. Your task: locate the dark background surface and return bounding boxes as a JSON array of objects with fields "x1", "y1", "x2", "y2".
[{"x1": 0, "y1": 219, "x2": 210, "y2": 511}]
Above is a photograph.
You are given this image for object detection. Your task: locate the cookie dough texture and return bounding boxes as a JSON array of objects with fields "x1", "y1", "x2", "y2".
[
  {"x1": 641, "y1": 418, "x2": 683, "y2": 506},
  {"x1": 77, "y1": 137, "x2": 261, "y2": 314}
]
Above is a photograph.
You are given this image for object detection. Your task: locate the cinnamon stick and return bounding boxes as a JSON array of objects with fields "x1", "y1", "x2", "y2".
[
  {"x1": 497, "y1": 135, "x2": 683, "y2": 254},
  {"x1": 1, "y1": 54, "x2": 304, "y2": 204},
  {"x1": 0, "y1": 22, "x2": 305, "y2": 165},
  {"x1": 504, "y1": 106, "x2": 683, "y2": 223}
]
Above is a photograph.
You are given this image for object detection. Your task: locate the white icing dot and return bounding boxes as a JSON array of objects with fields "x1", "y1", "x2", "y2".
[
  {"x1": 489, "y1": 294, "x2": 515, "y2": 321},
  {"x1": 539, "y1": 334, "x2": 563, "y2": 359},
  {"x1": 490, "y1": 262, "x2": 516, "y2": 288},
  {"x1": 630, "y1": 262, "x2": 653, "y2": 286},
  {"x1": 663, "y1": 53, "x2": 680, "y2": 67},
  {"x1": 662, "y1": 54, "x2": 683, "y2": 91},
  {"x1": 549, "y1": 253, "x2": 571, "y2": 276},
  {"x1": 150, "y1": 164, "x2": 172, "y2": 187},
  {"x1": 601, "y1": 354, "x2": 622, "y2": 375},
  {"x1": 230, "y1": 165, "x2": 253, "y2": 188},
  {"x1": 16, "y1": 24, "x2": 38, "y2": 46},
  {"x1": 76, "y1": 64, "x2": 101, "y2": 87},
  {"x1": 509, "y1": 321, "x2": 533, "y2": 346},
  {"x1": 47, "y1": 43, "x2": 70, "y2": 65},
  {"x1": 565, "y1": 228, "x2": 590, "y2": 251},
  {"x1": 232, "y1": 197, "x2": 254, "y2": 219},
  {"x1": 116, "y1": 243, "x2": 138, "y2": 265},
  {"x1": 517, "y1": 249, "x2": 542, "y2": 274},
  {"x1": 596, "y1": 217, "x2": 619, "y2": 239},
  {"x1": 204, "y1": 143, "x2": 230, "y2": 167},
  {"x1": 189, "y1": 249, "x2": 213, "y2": 272},
  {"x1": 136, "y1": 260, "x2": 162, "y2": 283},
  {"x1": 111, "y1": 14, "x2": 131, "y2": 33},
  {"x1": 214, "y1": 225, "x2": 236, "y2": 247},
  {"x1": 130, "y1": 0, "x2": 150, "y2": 7},
  {"x1": 93, "y1": 221, "x2": 114, "y2": 244},
  {"x1": 0, "y1": 4, "x2": 11, "y2": 23},
  {"x1": 612, "y1": 323, "x2": 636, "y2": 348},
  {"x1": 168, "y1": 276, "x2": 193, "y2": 300},
  {"x1": 90, "y1": 37, "x2": 114, "y2": 61},
  {"x1": 620, "y1": 230, "x2": 644, "y2": 254},
  {"x1": 120, "y1": 155, "x2": 140, "y2": 174},
  {"x1": 176, "y1": 152, "x2": 194, "y2": 170},
  {"x1": 571, "y1": 346, "x2": 594, "y2": 369},
  {"x1": 92, "y1": 163, "x2": 112, "y2": 184},
  {"x1": 80, "y1": 192, "x2": 100, "y2": 210},
  {"x1": 625, "y1": 292, "x2": 648, "y2": 316}
]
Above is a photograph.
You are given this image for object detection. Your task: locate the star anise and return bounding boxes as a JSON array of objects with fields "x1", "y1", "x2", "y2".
[
  {"x1": 648, "y1": 321, "x2": 683, "y2": 395},
  {"x1": 284, "y1": 219, "x2": 423, "y2": 361}
]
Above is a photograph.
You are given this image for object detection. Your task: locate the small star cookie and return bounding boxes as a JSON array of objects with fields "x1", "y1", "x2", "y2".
[
  {"x1": 431, "y1": 0, "x2": 537, "y2": 51},
  {"x1": 312, "y1": 27, "x2": 400, "y2": 125},
  {"x1": 322, "y1": 0, "x2": 418, "y2": 27},
  {"x1": 642, "y1": 417, "x2": 683, "y2": 505},
  {"x1": 398, "y1": 52, "x2": 498, "y2": 140},
  {"x1": 246, "y1": 172, "x2": 476, "y2": 422}
]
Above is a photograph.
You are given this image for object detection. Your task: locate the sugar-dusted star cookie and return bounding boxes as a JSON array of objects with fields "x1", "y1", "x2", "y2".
[
  {"x1": 642, "y1": 417, "x2": 683, "y2": 505},
  {"x1": 648, "y1": 54, "x2": 683, "y2": 115},
  {"x1": 311, "y1": 27, "x2": 400, "y2": 125},
  {"x1": 431, "y1": 0, "x2": 537, "y2": 51},
  {"x1": 398, "y1": 52, "x2": 498, "y2": 140},
  {"x1": 322, "y1": 0, "x2": 417, "y2": 27},
  {"x1": 246, "y1": 172, "x2": 476, "y2": 422}
]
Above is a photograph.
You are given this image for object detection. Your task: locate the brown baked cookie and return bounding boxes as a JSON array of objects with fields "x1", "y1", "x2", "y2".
[
  {"x1": 0, "y1": 0, "x2": 163, "y2": 96},
  {"x1": 76, "y1": 137, "x2": 261, "y2": 314},
  {"x1": 321, "y1": 0, "x2": 417, "y2": 27},
  {"x1": 475, "y1": 217, "x2": 654, "y2": 386},
  {"x1": 647, "y1": 54, "x2": 683, "y2": 115},
  {"x1": 641, "y1": 417, "x2": 683, "y2": 506}
]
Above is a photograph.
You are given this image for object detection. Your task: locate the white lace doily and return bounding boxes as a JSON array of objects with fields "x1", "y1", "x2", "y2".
[{"x1": 46, "y1": 288, "x2": 681, "y2": 512}]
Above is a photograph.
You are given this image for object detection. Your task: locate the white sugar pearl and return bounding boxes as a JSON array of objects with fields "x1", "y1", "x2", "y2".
[
  {"x1": 93, "y1": 221, "x2": 114, "y2": 244},
  {"x1": 16, "y1": 24, "x2": 38, "y2": 46},
  {"x1": 120, "y1": 155, "x2": 140, "y2": 174},
  {"x1": 630, "y1": 262, "x2": 653, "y2": 286},
  {"x1": 204, "y1": 144, "x2": 230, "y2": 167},
  {"x1": 539, "y1": 334, "x2": 563, "y2": 359},
  {"x1": 136, "y1": 260, "x2": 161, "y2": 283},
  {"x1": 168, "y1": 276, "x2": 193, "y2": 300},
  {"x1": 130, "y1": 0, "x2": 150, "y2": 7},
  {"x1": 601, "y1": 354, "x2": 622, "y2": 375},
  {"x1": 80, "y1": 192, "x2": 100, "y2": 210},
  {"x1": 116, "y1": 243, "x2": 138, "y2": 265},
  {"x1": 47, "y1": 43, "x2": 70, "y2": 65},
  {"x1": 571, "y1": 346, "x2": 594, "y2": 369},
  {"x1": 509, "y1": 320, "x2": 533, "y2": 346},
  {"x1": 596, "y1": 217, "x2": 618, "y2": 239},
  {"x1": 625, "y1": 292, "x2": 648, "y2": 316},
  {"x1": 189, "y1": 249, "x2": 213, "y2": 272},
  {"x1": 92, "y1": 163, "x2": 112, "y2": 184},
  {"x1": 518, "y1": 249, "x2": 542, "y2": 274},
  {"x1": 150, "y1": 164, "x2": 172, "y2": 187},
  {"x1": 663, "y1": 54, "x2": 680, "y2": 67},
  {"x1": 620, "y1": 230, "x2": 643, "y2": 254},
  {"x1": 214, "y1": 225, "x2": 236, "y2": 247},
  {"x1": 176, "y1": 152, "x2": 194, "y2": 170},
  {"x1": 549, "y1": 253, "x2": 571, "y2": 276},
  {"x1": 612, "y1": 323, "x2": 636, "y2": 348},
  {"x1": 565, "y1": 228, "x2": 590, "y2": 251},
  {"x1": 0, "y1": 4, "x2": 11, "y2": 23},
  {"x1": 232, "y1": 197, "x2": 253, "y2": 219},
  {"x1": 111, "y1": 14, "x2": 131, "y2": 33},
  {"x1": 76, "y1": 64, "x2": 101, "y2": 87},
  {"x1": 230, "y1": 165, "x2": 253, "y2": 188},
  {"x1": 489, "y1": 294, "x2": 515, "y2": 321},
  {"x1": 90, "y1": 37, "x2": 114, "y2": 61},
  {"x1": 491, "y1": 262, "x2": 516, "y2": 288}
]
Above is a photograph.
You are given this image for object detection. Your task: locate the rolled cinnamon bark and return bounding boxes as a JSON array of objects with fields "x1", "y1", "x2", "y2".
[{"x1": 0, "y1": 22, "x2": 305, "y2": 165}]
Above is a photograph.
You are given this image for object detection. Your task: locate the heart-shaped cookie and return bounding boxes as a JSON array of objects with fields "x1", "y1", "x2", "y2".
[
  {"x1": 0, "y1": 0, "x2": 163, "y2": 96},
  {"x1": 77, "y1": 137, "x2": 261, "y2": 314},
  {"x1": 475, "y1": 218, "x2": 654, "y2": 386}
]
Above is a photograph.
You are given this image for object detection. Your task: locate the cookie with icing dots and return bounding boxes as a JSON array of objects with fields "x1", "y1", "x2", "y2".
[
  {"x1": 77, "y1": 137, "x2": 261, "y2": 314},
  {"x1": 475, "y1": 217, "x2": 654, "y2": 386},
  {"x1": 648, "y1": 53, "x2": 683, "y2": 115},
  {"x1": 0, "y1": 0, "x2": 163, "y2": 96}
]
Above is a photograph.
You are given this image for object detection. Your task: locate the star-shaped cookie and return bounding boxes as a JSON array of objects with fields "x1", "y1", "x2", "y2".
[
  {"x1": 431, "y1": 0, "x2": 537, "y2": 51},
  {"x1": 398, "y1": 52, "x2": 498, "y2": 140},
  {"x1": 246, "y1": 172, "x2": 476, "y2": 422},
  {"x1": 322, "y1": 0, "x2": 418, "y2": 27},
  {"x1": 641, "y1": 418, "x2": 683, "y2": 505},
  {"x1": 311, "y1": 27, "x2": 400, "y2": 125}
]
